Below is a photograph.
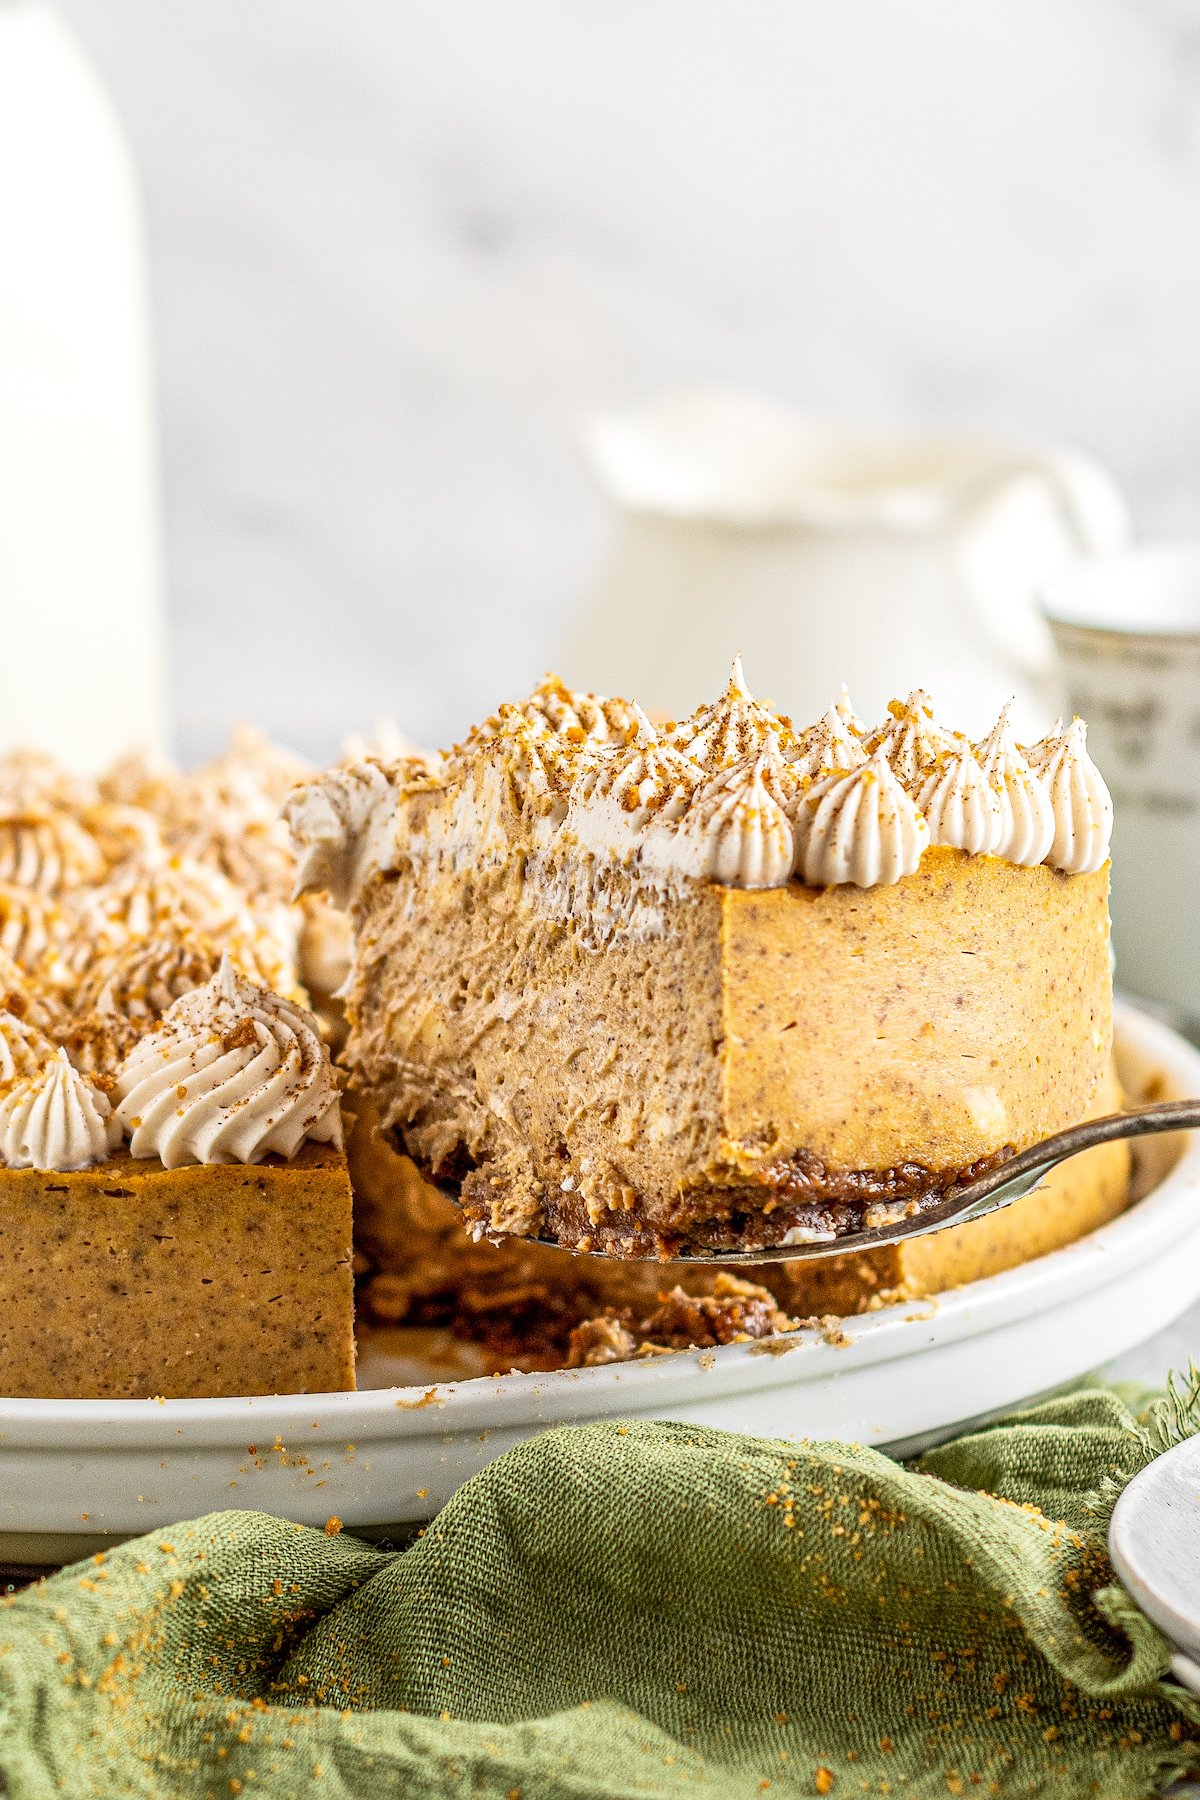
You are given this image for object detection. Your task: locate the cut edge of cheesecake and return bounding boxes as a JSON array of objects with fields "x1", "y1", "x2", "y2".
[
  {"x1": 0, "y1": 1143, "x2": 356, "y2": 1399},
  {"x1": 350, "y1": 847, "x2": 1113, "y2": 1258}
]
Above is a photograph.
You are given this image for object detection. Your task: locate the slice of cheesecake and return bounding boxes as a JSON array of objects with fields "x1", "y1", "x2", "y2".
[
  {"x1": 0, "y1": 956, "x2": 354, "y2": 1398},
  {"x1": 347, "y1": 1085, "x2": 1128, "y2": 1368},
  {"x1": 0, "y1": 1142, "x2": 353, "y2": 1400},
  {"x1": 288, "y1": 671, "x2": 1117, "y2": 1260}
]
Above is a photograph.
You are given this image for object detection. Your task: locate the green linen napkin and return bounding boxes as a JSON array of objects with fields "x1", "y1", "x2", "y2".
[{"x1": 3, "y1": 1384, "x2": 1200, "y2": 1799}]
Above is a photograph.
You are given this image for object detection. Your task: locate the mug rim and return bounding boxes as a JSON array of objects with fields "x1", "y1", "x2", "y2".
[
  {"x1": 1040, "y1": 540, "x2": 1200, "y2": 640},
  {"x1": 1047, "y1": 616, "x2": 1200, "y2": 649}
]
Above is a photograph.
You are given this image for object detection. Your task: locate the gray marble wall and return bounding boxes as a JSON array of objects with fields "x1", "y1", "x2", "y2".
[{"x1": 62, "y1": 0, "x2": 1200, "y2": 762}]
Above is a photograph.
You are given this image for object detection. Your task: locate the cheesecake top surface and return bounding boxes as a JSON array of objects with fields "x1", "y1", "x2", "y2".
[
  {"x1": 287, "y1": 663, "x2": 1114, "y2": 920},
  {"x1": 0, "y1": 729, "x2": 345, "y2": 1174}
]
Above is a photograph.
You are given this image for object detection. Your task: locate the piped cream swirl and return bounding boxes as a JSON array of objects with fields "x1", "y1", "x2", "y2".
[
  {"x1": 793, "y1": 750, "x2": 929, "y2": 888},
  {"x1": 0, "y1": 808, "x2": 104, "y2": 896},
  {"x1": 867, "y1": 690, "x2": 959, "y2": 786},
  {"x1": 915, "y1": 743, "x2": 1004, "y2": 856},
  {"x1": 1026, "y1": 718, "x2": 1113, "y2": 875},
  {"x1": 0, "y1": 1048, "x2": 121, "y2": 1171},
  {"x1": 526, "y1": 675, "x2": 646, "y2": 746},
  {"x1": 62, "y1": 936, "x2": 223, "y2": 1074},
  {"x1": 787, "y1": 706, "x2": 868, "y2": 780},
  {"x1": 667, "y1": 659, "x2": 793, "y2": 770},
  {"x1": 974, "y1": 705, "x2": 1056, "y2": 866},
  {"x1": 113, "y1": 956, "x2": 342, "y2": 1168},
  {"x1": 0, "y1": 1010, "x2": 56, "y2": 1087},
  {"x1": 76, "y1": 802, "x2": 163, "y2": 871},
  {"x1": 834, "y1": 686, "x2": 866, "y2": 737},
  {"x1": 0, "y1": 882, "x2": 66, "y2": 972},
  {"x1": 568, "y1": 737, "x2": 701, "y2": 863},
  {"x1": 476, "y1": 674, "x2": 645, "y2": 752},
  {"x1": 80, "y1": 936, "x2": 222, "y2": 1023},
  {"x1": 485, "y1": 709, "x2": 575, "y2": 818},
  {"x1": 0, "y1": 748, "x2": 97, "y2": 814},
  {"x1": 669, "y1": 755, "x2": 795, "y2": 888}
]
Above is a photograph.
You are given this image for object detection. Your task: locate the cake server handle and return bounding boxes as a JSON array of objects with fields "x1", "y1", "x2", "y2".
[
  {"x1": 919, "y1": 1097, "x2": 1200, "y2": 1222},
  {"x1": 661, "y1": 1097, "x2": 1200, "y2": 1265}
]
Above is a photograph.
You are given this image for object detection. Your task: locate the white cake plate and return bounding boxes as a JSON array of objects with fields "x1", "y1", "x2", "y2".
[{"x1": 3, "y1": 1002, "x2": 1199, "y2": 1566}]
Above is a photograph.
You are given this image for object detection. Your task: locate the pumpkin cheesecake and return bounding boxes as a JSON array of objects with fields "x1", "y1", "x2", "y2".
[
  {"x1": 0, "y1": 734, "x2": 356, "y2": 1400},
  {"x1": 0, "y1": 957, "x2": 353, "y2": 1400},
  {"x1": 0, "y1": 674, "x2": 1127, "y2": 1392},
  {"x1": 288, "y1": 667, "x2": 1120, "y2": 1262}
]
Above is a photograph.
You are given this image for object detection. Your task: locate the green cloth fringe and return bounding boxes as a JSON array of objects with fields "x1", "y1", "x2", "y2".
[{"x1": 3, "y1": 1378, "x2": 1200, "y2": 1798}]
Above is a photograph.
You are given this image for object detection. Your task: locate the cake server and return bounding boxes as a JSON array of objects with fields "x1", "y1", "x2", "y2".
[{"x1": 481, "y1": 1098, "x2": 1200, "y2": 1264}]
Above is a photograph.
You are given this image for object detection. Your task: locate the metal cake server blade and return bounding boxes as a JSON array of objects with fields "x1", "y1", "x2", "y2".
[{"x1": 503, "y1": 1098, "x2": 1200, "y2": 1264}]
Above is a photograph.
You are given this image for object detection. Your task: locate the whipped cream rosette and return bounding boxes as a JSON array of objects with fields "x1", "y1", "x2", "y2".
[
  {"x1": 0, "y1": 747, "x2": 97, "y2": 815},
  {"x1": 170, "y1": 814, "x2": 297, "y2": 906},
  {"x1": 668, "y1": 754, "x2": 795, "y2": 888},
  {"x1": 793, "y1": 750, "x2": 930, "y2": 887},
  {"x1": 867, "y1": 689, "x2": 960, "y2": 786},
  {"x1": 915, "y1": 742, "x2": 1005, "y2": 857},
  {"x1": 475, "y1": 673, "x2": 645, "y2": 751},
  {"x1": 75, "y1": 801, "x2": 163, "y2": 872},
  {"x1": 482, "y1": 708, "x2": 577, "y2": 820},
  {"x1": 0, "y1": 805, "x2": 105, "y2": 897},
  {"x1": 787, "y1": 706, "x2": 867, "y2": 780},
  {"x1": 0, "y1": 945, "x2": 62, "y2": 1034},
  {"x1": 834, "y1": 685, "x2": 866, "y2": 737},
  {"x1": 0, "y1": 1046, "x2": 121, "y2": 1171},
  {"x1": 0, "y1": 881, "x2": 67, "y2": 974},
  {"x1": 97, "y1": 744, "x2": 181, "y2": 814},
  {"x1": 569, "y1": 735, "x2": 702, "y2": 862},
  {"x1": 62, "y1": 936, "x2": 227, "y2": 1073},
  {"x1": 1025, "y1": 717, "x2": 1114, "y2": 876},
  {"x1": 666, "y1": 658, "x2": 795, "y2": 770},
  {"x1": 0, "y1": 1009, "x2": 56, "y2": 1087},
  {"x1": 972, "y1": 705, "x2": 1057, "y2": 867},
  {"x1": 113, "y1": 955, "x2": 341, "y2": 1168},
  {"x1": 83, "y1": 936, "x2": 222, "y2": 1023}
]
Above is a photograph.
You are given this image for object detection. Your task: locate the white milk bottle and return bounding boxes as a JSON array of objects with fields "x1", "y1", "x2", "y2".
[{"x1": 0, "y1": 0, "x2": 167, "y2": 769}]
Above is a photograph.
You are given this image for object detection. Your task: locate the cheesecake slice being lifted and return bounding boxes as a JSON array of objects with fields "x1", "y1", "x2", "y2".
[{"x1": 287, "y1": 665, "x2": 1116, "y2": 1260}]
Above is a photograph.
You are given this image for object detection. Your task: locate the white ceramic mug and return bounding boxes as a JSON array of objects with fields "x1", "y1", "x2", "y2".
[{"x1": 1040, "y1": 543, "x2": 1200, "y2": 1024}]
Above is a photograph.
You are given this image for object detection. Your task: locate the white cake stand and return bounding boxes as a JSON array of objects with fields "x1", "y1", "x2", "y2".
[{"x1": 2, "y1": 1001, "x2": 1198, "y2": 1565}]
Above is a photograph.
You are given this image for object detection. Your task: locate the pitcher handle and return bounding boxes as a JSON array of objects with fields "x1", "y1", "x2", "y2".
[{"x1": 947, "y1": 448, "x2": 1131, "y2": 693}]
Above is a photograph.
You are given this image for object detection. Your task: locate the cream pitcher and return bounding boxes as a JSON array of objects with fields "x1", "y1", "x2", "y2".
[{"x1": 561, "y1": 388, "x2": 1130, "y2": 733}]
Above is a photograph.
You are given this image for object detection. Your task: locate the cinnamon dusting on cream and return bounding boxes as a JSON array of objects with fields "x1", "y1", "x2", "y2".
[{"x1": 289, "y1": 667, "x2": 1113, "y2": 920}]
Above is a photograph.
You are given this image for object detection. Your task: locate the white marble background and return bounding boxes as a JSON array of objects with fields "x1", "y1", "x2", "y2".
[{"x1": 60, "y1": 0, "x2": 1200, "y2": 763}]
